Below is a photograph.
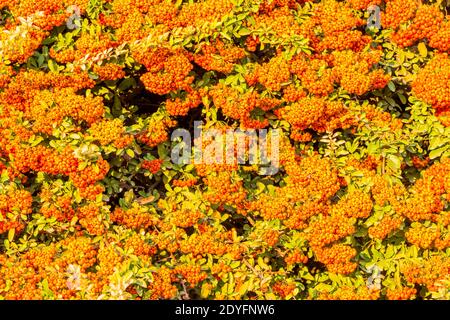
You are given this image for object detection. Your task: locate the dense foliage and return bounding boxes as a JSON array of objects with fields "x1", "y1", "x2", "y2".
[{"x1": 1, "y1": 0, "x2": 450, "y2": 300}]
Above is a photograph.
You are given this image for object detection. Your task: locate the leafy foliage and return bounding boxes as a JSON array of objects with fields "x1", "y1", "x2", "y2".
[{"x1": 0, "y1": 0, "x2": 450, "y2": 300}]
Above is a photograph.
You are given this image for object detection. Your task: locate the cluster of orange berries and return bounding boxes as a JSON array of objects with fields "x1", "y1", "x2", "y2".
[
  {"x1": 306, "y1": 215, "x2": 355, "y2": 248},
  {"x1": 209, "y1": 84, "x2": 260, "y2": 124},
  {"x1": 272, "y1": 281, "x2": 296, "y2": 298},
  {"x1": 0, "y1": 236, "x2": 98, "y2": 299},
  {"x1": 282, "y1": 84, "x2": 307, "y2": 103},
  {"x1": 331, "y1": 190, "x2": 373, "y2": 219},
  {"x1": 88, "y1": 119, "x2": 133, "y2": 148},
  {"x1": 290, "y1": 55, "x2": 335, "y2": 97},
  {"x1": 287, "y1": 49, "x2": 389, "y2": 99},
  {"x1": 395, "y1": 158, "x2": 450, "y2": 223},
  {"x1": 107, "y1": 8, "x2": 148, "y2": 43},
  {"x1": 39, "y1": 187, "x2": 75, "y2": 222},
  {"x1": 77, "y1": 203, "x2": 106, "y2": 236},
  {"x1": 165, "y1": 209, "x2": 204, "y2": 229},
  {"x1": 25, "y1": 88, "x2": 105, "y2": 135},
  {"x1": 165, "y1": 90, "x2": 202, "y2": 116},
  {"x1": 124, "y1": 233, "x2": 156, "y2": 258},
  {"x1": 253, "y1": 55, "x2": 290, "y2": 92},
  {"x1": 289, "y1": 129, "x2": 313, "y2": 142},
  {"x1": 0, "y1": 186, "x2": 33, "y2": 234},
  {"x1": 252, "y1": 5, "x2": 302, "y2": 37},
  {"x1": 392, "y1": 5, "x2": 444, "y2": 48},
  {"x1": 317, "y1": 285, "x2": 380, "y2": 300},
  {"x1": 110, "y1": 205, "x2": 158, "y2": 230},
  {"x1": 368, "y1": 215, "x2": 404, "y2": 240},
  {"x1": 429, "y1": 21, "x2": 450, "y2": 53},
  {"x1": 73, "y1": 32, "x2": 119, "y2": 62},
  {"x1": 284, "y1": 199, "x2": 328, "y2": 230},
  {"x1": 49, "y1": 47, "x2": 76, "y2": 64},
  {"x1": 136, "y1": 117, "x2": 177, "y2": 147},
  {"x1": 435, "y1": 211, "x2": 450, "y2": 228},
  {"x1": 249, "y1": 192, "x2": 294, "y2": 221},
  {"x1": 172, "y1": 264, "x2": 207, "y2": 287},
  {"x1": 172, "y1": 178, "x2": 198, "y2": 188},
  {"x1": 258, "y1": 0, "x2": 303, "y2": 14},
  {"x1": 401, "y1": 256, "x2": 450, "y2": 292},
  {"x1": 284, "y1": 249, "x2": 308, "y2": 266},
  {"x1": 7, "y1": 0, "x2": 88, "y2": 30},
  {"x1": 100, "y1": 0, "x2": 149, "y2": 29},
  {"x1": 193, "y1": 40, "x2": 246, "y2": 74},
  {"x1": 0, "y1": 70, "x2": 95, "y2": 113},
  {"x1": 132, "y1": 47, "x2": 170, "y2": 73},
  {"x1": 0, "y1": 244, "x2": 61, "y2": 299},
  {"x1": 412, "y1": 53, "x2": 450, "y2": 112},
  {"x1": 57, "y1": 236, "x2": 98, "y2": 271},
  {"x1": 78, "y1": 183, "x2": 105, "y2": 201},
  {"x1": 386, "y1": 287, "x2": 417, "y2": 300},
  {"x1": 405, "y1": 223, "x2": 440, "y2": 249},
  {"x1": 175, "y1": 0, "x2": 233, "y2": 28},
  {"x1": 347, "y1": 0, "x2": 381, "y2": 10},
  {"x1": 245, "y1": 35, "x2": 260, "y2": 52},
  {"x1": 210, "y1": 262, "x2": 232, "y2": 281},
  {"x1": 146, "y1": 1, "x2": 179, "y2": 27},
  {"x1": 140, "y1": 50, "x2": 193, "y2": 95},
  {"x1": 178, "y1": 225, "x2": 244, "y2": 259},
  {"x1": 314, "y1": 0, "x2": 365, "y2": 35},
  {"x1": 141, "y1": 159, "x2": 163, "y2": 174},
  {"x1": 361, "y1": 105, "x2": 403, "y2": 131},
  {"x1": 437, "y1": 110, "x2": 450, "y2": 127},
  {"x1": 261, "y1": 229, "x2": 281, "y2": 247},
  {"x1": 92, "y1": 63, "x2": 126, "y2": 81},
  {"x1": 203, "y1": 171, "x2": 247, "y2": 207},
  {"x1": 151, "y1": 227, "x2": 184, "y2": 253},
  {"x1": 331, "y1": 50, "x2": 390, "y2": 95},
  {"x1": 11, "y1": 145, "x2": 79, "y2": 177},
  {"x1": 279, "y1": 96, "x2": 355, "y2": 134},
  {"x1": 381, "y1": 0, "x2": 419, "y2": 30},
  {"x1": 0, "y1": 23, "x2": 49, "y2": 64},
  {"x1": 301, "y1": 0, "x2": 369, "y2": 52},
  {"x1": 148, "y1": 266, "x2": 178, "y2": 300},
  {"x1": 318, "y1": 30, "x2": 371, "y2": 52},
  {"x1": 280, "y1": 149, "x2": 341, "y2": 203},
  {"x1": 298, "y1": 186, "x2": 375, "y2": 274},
  {"x1": 69, "y1": 157, "x2": 110, "y2": 189}
]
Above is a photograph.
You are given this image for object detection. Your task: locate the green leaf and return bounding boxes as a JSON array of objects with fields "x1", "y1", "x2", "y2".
[
  {"x1": 387, "y1": 154, "x2": 401, "y2": 171},
  {"x1": 118, "y1": 78, "x2": 136, "y2": 91},
  {"x1": 112, "y1": 95, "x2": 122, "y2": 116},
  {"x1": 417, "y1": 42, "x2": 427, "y2": 57},
  {"x1": 239, "y1": 28, "x2": 251, "y2": 36},
  {"x1": 37, "y1": 54, "x2": 45, "y2": 66},
  {"x1": 126, "y1": 149, "x2": 135, "y2": 158},
  {"x1": 48, "y1": 59, "x2": 58, "y2": 72},
  {"x1": 398, "y1": 93, "x2": 407, "y2": 104},
  {"x1": 387, "y1": 81, "x2": 396, "y2": 92},
  {"x1": 429, "y1": 146, "x2": 448, "y2": 159},
  {"x1": 8, "y1": 228, "x2": 14, "y2": 242},
  {"x1": 429, "y1": 137, "x2": 448, "y2": 150}
]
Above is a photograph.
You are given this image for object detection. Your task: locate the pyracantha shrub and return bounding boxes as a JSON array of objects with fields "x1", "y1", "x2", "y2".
[{"x1": 0, "y1": 0, "x2": 450, "y2": 300}]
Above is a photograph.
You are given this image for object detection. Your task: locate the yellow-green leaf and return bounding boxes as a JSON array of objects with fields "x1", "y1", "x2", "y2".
[
  {"x1": 8, "y1": 228, "x2": 15, "y2": 242},
  {"x1": 418, "y1": 42, "x2": 427, "y2": 57}
]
